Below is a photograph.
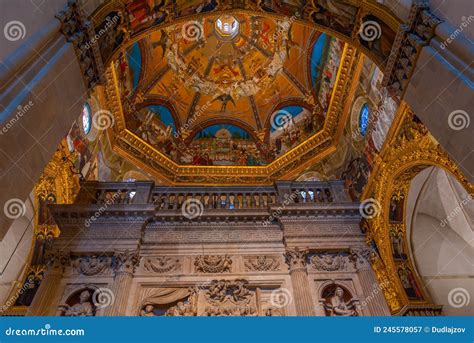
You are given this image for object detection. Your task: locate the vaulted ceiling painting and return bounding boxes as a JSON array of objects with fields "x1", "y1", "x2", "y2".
[{"x1": 95, "y1": 0, "x2": 401, "y2": 184}]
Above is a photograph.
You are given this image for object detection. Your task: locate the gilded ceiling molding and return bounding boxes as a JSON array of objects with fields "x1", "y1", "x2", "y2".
[
  {"x1": 361, "y1": 102, "x2": 474, "y2": 314},
  {"x1": 104, "y1": 45, "x2": 361, "y2": 185}
]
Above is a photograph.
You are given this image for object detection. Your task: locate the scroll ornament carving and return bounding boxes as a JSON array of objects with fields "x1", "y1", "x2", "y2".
[
  {"x1": 73, "y1": 256, "x2": 112, "y2": 276},
  {"x1": 113, "y1": 250, "x2": 140, "y2": 275},
  {"x1": 244, "y1": 256, "x2": 280, "y2": 271},
  {"x1": 194, "y1": 255, "x2": 232, "y2": 273},
  {"x1": 284, "y1": 248, "x2": 308, "y2": 271},
  {"x1": 144, "y1": 257, "x2": 181, "y2": 274},
  {"x1": 311, "y1": 253, "x2": 348, "y2": 271}
]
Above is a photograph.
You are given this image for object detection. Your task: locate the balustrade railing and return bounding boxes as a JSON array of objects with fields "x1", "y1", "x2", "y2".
[{"x1": 73, "y1": 180, "x2": 349, "y2": 209}]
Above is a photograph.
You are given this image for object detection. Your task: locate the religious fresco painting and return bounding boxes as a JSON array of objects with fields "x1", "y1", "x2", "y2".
[
  {"x1": 397, "y1": 266, "x2": 424, "y2": 301},
  {"x1": 118, "y1": 13, "x2": 345, "y2": 167},
  {"x1": 65, "y1": 115, "x2": 100, "y2": 181},
  {"x1": 268, "y1": 105, "x2": 324, "y2": 159},
  {"x1": 390, "y1": 228, "x2": 407, "y2": 261},
  {"x1": 389, "y1": 193, "x2": 405, "y2": 223}
]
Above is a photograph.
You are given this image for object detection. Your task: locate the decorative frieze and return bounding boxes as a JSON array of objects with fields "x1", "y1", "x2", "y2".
[
  {"x1": 244, "y1": 256, "x2": 280, "y2": 272},
  {"x1": 143, "y1": 257, "x2": 181, "y2": 274},
  {"x1": 194, "y1": 255, "x2": 232, "y2": 273},
  {"x1": 310, "y1": 253, "x2": 353, "y2": 272},
  {"x1": 73, "y1": 256, "x2": 112, "y2": 276}
]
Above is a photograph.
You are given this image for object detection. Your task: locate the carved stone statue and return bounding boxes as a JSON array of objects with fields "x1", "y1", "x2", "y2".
[
  {"x1": 165, "y1": 301, "x2": 194, "y2": 316},
  {"x1": 63, "y1": 290, "x2": 94, "y2": 316},
  {"x1": 325, "y1": 287, "x2": 357, "y2": 316},
  {"x1": 140, "y1": 304, "x2": 156, "y2": 316}
]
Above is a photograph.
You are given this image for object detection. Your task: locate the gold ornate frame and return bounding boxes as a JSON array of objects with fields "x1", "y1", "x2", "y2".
[{"x1": 362, "y1": 102, "x2": 474, "y2": 313}]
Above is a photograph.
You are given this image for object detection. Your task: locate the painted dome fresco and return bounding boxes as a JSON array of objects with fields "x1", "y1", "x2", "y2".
[{"x1": 112, "y1": 12, "x2": 345, "y2": 167}]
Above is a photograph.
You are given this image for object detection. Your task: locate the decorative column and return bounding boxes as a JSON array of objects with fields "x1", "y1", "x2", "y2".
[
  {"x1": 27, "y1": 251, "x2": 71, "y2": 316},
  {"x1": 350, "y1": 247, "x2": 391, "y2": 316},
  {"x1": 104, "y1": 250, "x2": 140, "y2": 316},
  {"x1": 284, "y1": 248, "x2": 315, "y2": 316}
]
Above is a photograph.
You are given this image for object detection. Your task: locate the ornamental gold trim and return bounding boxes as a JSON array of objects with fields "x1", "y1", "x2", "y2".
[{"x1": 362, "y1": 102, "x2": 474, "y2": 313}]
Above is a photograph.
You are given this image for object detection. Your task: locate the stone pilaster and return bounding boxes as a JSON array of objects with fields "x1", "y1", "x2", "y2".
[
  {"x1": 284, "y1": 248, "x2": 315, "y2": 316},
  {"x1": 350, "y1": 247, "x2": 391, "y2": 316},
  {"x1": 104, "y1": 250, "x2": 140, "y2": 316},
  {"x1": 27, "y1": 251, "x2": 71, "y2": 316}
]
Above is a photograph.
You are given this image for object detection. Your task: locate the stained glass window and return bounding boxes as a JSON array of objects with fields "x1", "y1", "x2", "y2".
[{"x1": 359, "y1": 103, "x2": 369, "y2": 137}]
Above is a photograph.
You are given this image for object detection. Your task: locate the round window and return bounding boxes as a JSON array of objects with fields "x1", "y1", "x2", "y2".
[
  {"x1": 82, "y1": 103, "x2": 92, "y2": 134},
  {"x1": 359, "y1": 103, "x2": 369, "y2": 137}
]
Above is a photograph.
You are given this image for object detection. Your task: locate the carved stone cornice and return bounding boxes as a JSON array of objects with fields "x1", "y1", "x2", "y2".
[
  {"x1": 382, "y1": 0, "x2": 442, "y2": 96},
  {"x1": 284, "y1": 248, "x2": 308, "y2": 272},
  {"x1": 55, "y1": 0, "x2": 105, "y2": 92},
  {"x1": 112, "y1": 250, "x2": 140, "y2": 275}
]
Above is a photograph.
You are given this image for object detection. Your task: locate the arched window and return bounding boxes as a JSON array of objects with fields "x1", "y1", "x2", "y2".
[
  {"x1": 82, "y1": 103, "x2": 92, "y2": 134},
  {"x1": 358, "y1": 103, "x2": 369, "y2": 136}
]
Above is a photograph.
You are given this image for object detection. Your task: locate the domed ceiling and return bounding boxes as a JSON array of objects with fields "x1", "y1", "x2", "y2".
[{"x1": 113, "y1": 13, "x2": 345, "y2": 168}]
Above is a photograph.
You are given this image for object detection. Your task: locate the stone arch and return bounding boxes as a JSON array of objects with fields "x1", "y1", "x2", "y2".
[{"x1": 405, "y1": 166, "x2": 473, "y2": 315}]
